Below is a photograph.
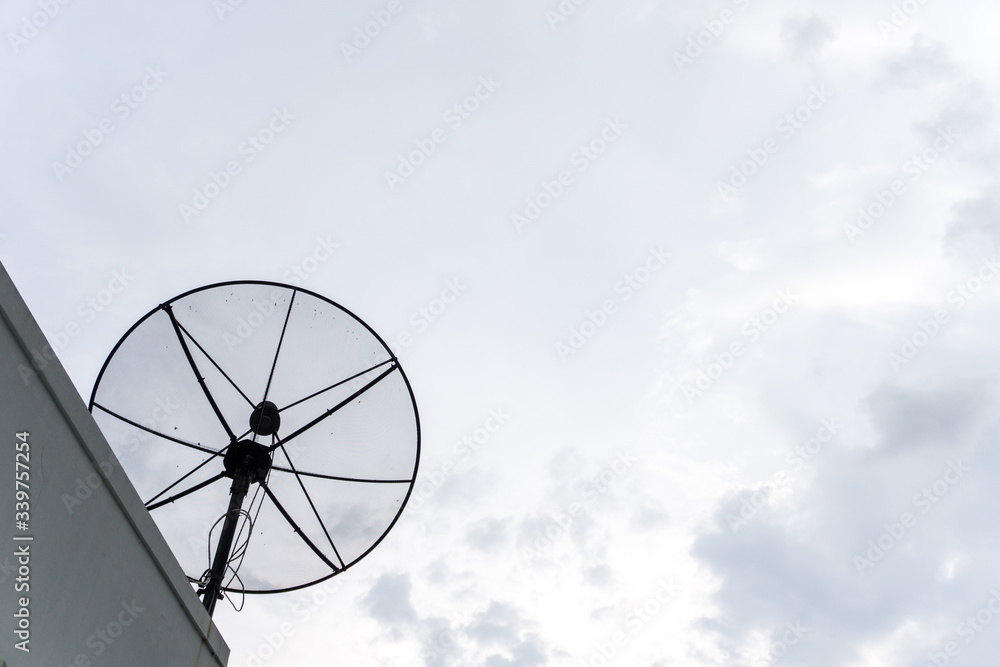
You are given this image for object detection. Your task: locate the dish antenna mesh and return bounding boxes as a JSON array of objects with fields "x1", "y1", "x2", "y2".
[{"x1": 88, "y1": 281, "x2": 420, "y2": 614}]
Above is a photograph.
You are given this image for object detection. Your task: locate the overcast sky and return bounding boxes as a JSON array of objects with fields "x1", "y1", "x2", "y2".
[{"x1": 5, "y1": 0, "x2": 1000, "y2": 665}]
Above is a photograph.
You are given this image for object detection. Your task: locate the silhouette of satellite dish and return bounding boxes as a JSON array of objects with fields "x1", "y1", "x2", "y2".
[{"x1": 88, "y1": 281, "x2": 420, "y2": 615}]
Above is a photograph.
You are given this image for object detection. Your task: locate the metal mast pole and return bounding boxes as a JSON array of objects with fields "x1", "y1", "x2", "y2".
[
  {"x1": 200, "y1": 409, "x2": 278, "y2": 616},
  {"x1": 201, "y1": 461, "x2": 252, "y2": 616}
]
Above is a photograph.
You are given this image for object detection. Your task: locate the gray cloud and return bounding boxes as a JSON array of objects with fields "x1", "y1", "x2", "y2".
[
  {"x1": 362, "y1": 572, "x2": 418, "y2": 626},
  {"x1": 466, "y1": 517, "x2": 512, "y2": 552},
  {"x1": 469, "y1": 605, "x2": 550, "y2": 667},
  {"x1": 878, "y1": 35, "x2": 956, "y2": 89},
  {"x1": 483, "y1": 633, "x2": 547, "y2": 667},
  {"x1": 780, "y1": 14, "x2": 834, "y2": 59},
  {"x1": 864, "y1": 381, "x2": 990, "y2": 453},
  {"x1": 693, "y1": 366, "x2": 1000, "y2": 666},
  {"x1": 944, "y1": 191, "x2": 1000, "y2": 260}
]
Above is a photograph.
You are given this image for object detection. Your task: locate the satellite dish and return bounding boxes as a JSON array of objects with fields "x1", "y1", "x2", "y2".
[{"x1": 88, "y1": 281, "x2": 420, "y2": 615}]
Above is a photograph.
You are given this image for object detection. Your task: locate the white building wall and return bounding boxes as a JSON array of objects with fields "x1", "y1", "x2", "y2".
[{"x1": 0, "y1": 261, "x2": 229, "y2": 667}]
